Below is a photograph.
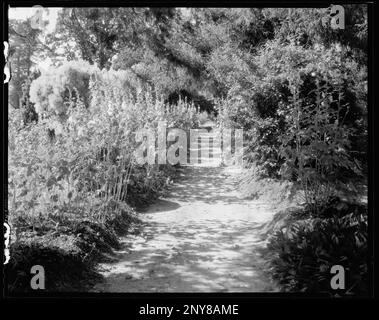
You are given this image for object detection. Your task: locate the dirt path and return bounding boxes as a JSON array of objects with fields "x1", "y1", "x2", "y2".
[{"x1": 92, "y1": 164, "x2": 278, "y2": 292}]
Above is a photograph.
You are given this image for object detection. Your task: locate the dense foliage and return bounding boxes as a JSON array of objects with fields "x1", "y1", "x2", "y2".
[
  {"x1": 8, "y1": 6, "x2": 368, "y2": 293},
  {"x1": 10, "y1": 60, "x2": 200, "y2": 230},
  {"x1": 267, "y1": 197, "x2": 368, "y2": 294},
  {"x1": 8, "y1": 60, "x2": 200, "y2": 291}
]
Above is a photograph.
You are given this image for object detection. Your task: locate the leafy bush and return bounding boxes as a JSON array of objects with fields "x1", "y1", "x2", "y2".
[
  {"x1": 29, "y1": 60, "x2": 94, "y2": 119},
  {"x1": 217, "y1": 41, "x2": 366, "y2": 191},
  {"x1": 267, "y1": 198, "x2": 368, "y2": 295},
  {"x1": 10, "y1": 60, "x2": 201, "y2": 236}
]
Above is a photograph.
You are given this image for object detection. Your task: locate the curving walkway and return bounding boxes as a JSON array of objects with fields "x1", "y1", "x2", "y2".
[{"x1": 92, "y1": 163, "x2": 278, "y2": 292}]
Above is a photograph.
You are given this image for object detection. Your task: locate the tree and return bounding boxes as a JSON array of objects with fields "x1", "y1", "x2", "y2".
[
  {"x1": 51, "y1": 8, "x2": 153, "y2": 70},
  {"x1": 8, "y1": 18, "x2": 43, "y2": 108}
]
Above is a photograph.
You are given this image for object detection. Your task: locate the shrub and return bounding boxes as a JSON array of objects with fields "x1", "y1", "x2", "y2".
[
  {"x1": 9, "y1": 62, "x2": 201, "y2": 236},
  {"x1": 267, "y1": 198, "x2": 368, "y2": 295},
  {"x1": 29, "y1": 60, "x2": 94, "y2": 120}
]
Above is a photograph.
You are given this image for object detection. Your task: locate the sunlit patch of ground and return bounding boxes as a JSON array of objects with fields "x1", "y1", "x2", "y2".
[{"x1": 92, "y1": 165, "x2": 279, "y2": 292}]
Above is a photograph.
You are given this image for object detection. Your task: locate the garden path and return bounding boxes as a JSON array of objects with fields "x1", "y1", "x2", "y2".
[{"x1": 92, "y1": 125, "x2": 278, "y2": 292}]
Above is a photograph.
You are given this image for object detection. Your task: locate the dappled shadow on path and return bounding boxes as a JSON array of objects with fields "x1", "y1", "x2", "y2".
[
  {"x1": 167, "y1": 166, "x2": 247, "y2": 204},
  {"x1": 92, "y1": 166, "x2": 278, "y2": 292}
]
